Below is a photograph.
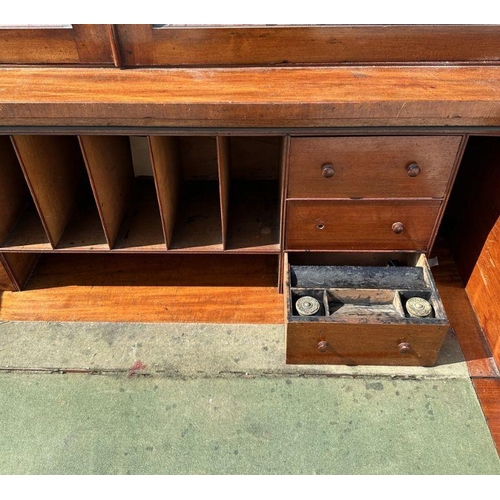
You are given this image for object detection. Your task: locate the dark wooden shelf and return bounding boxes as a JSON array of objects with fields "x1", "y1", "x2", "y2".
[
  {"x1": 169, "y1": 181, "x2": 223, "y2": 252},
  {"x1": 226, "y1": 180, "x2": 280, "y2": 253}
]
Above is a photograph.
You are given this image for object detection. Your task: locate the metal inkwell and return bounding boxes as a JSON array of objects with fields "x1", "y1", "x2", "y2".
[
  {"x1": 295, "y1": 296, "x2": 321, "y2": 316},
  {"x1": 405, "y1": 297, "x2": 434, "y2": 318}
]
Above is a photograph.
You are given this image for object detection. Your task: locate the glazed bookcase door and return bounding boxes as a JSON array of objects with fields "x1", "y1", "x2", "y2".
[
  {"x1": 113, "y1": 24, "x2": 500, "y2": 67},
  {"x1": 0, "y1": 24, "x2": 114, "y2": 65}
]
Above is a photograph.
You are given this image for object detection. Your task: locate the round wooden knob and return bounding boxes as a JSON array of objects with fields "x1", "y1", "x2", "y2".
[
  {"x1": 407, "y1": 163, "x2": 421, "y2": 177},
  {"x1": 392, "y1": 222, "x2": 404, "y2": 234},
  {"x1": 318, "y1": 341, "x2": 329, "y2": 353},
  {"x1": 322, "y1": 164, "x2": 335, "y2": 178},
  {"x1": 398, "y1": 342, "x2": 411, "y2": 354}
]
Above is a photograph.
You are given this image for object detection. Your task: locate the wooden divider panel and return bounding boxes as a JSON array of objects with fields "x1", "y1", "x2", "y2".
[
  {"x1": 79, "y1": 136, "x2": 134, "y2": 248},
  {"x1": 0, "y1": 255, "x2": 15, "y2": 291},
  {"x1": 0, "y1": 253, "x2": 39, "y2": 291},
  {"x1": 148, "y1": 136, "x2": 183, "y2": 248},
  {"x1": 217, "y1": 136, "x2": 230, "y2": 249},
  {"x1": 11, "y1": 135, "x2": 84, "y2": 248},
  {"x1": 0, "y1": 137, "x2": 29, "y2": 245}
]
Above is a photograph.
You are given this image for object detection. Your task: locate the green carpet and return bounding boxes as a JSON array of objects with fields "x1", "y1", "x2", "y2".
[{"x1": 0, "y1": 373, "x2": 497, "y2": 474}]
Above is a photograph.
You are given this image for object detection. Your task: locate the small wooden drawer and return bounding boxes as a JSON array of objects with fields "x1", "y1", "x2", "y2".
[
  {"x1": 285, "y1": 252, "x2": 451, "y2": 366},
  {"x1": 286, "y1": 200, "x2": 441, "y2": 251},
  {"x1": 288, "y1": 136, "x2": 462, "y2": 199}
]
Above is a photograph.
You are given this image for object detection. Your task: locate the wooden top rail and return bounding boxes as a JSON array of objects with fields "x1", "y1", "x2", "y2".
[{"x1": 0, "y1": 66, "x2": 499, "y2": 127}]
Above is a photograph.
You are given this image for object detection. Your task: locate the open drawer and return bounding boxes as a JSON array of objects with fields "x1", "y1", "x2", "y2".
[{"x1": 284, "y1": 252, "x2": 451, "y2": 366}]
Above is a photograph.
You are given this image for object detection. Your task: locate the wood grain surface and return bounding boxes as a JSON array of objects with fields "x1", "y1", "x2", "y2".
[
  {"x1": 0, "y1": 256, "x2": 15, "y2": 291},
  {"x1": 148, "y1": 136, "x2": 183, "y2": 248},
  {"x1": 1, "y1": 66, "x2": 500, "y2": 127},
  {"x1": 1, "y1": 204, "x2": 52, "y2": 252},
  {"x1": 467, "y1": 222, "x2": 500, "y2": 368},
  {"x1": 168, "y1": 181, "x2": 223, "y2": 252},
  {"x1": 11, "y1": 135, "x2": 85, "y2": 248},
  {"x1": 0, "y1": 25, "x2": 113, "y2": 65},
  {"x1": 114, "y1": 25, "x2": 500, "y2": 67},
  {"x1": 286, "y1": 200, "x2": 441, "y2": 251},
  {"x1": 226, "y1": 181, "x2": 280, "y2": 252},
  {"x1": 430, "y1": 240, "x2": 499, "y2": 377},
  {"x1": 444, "y1": 137, "x2": 500, "y2": 369},
  {"x1": 473, "y1": 378, "x2": 500, "y2": 455},
  {"x1": 79, "y1": 135, "x2": 134, "y2": 248},
  {"x1": 0, "y1": 254, "x2": 281, "y2": 323},
  {"x1": 288, "y1": 136, "x2": 462, "y2": 199},
  {"x1": 217, "y1": 136, "x2": 230, "y2": 249},
  {"x1": 0, "y1": 253, "x2": 39, "y2": 291},
  {"x1": 0, "y1": 137, "x2": 29, "y2": 245},
  {"x1": 286, "y1": 321, "x2": 449, "y2": 366}
]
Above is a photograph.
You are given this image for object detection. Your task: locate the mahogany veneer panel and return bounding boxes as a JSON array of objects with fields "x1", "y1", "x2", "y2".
[
  {"x1": 467, "y1": 222, "x2": 500, "y2": 367},
  {"x1": 473, "y1": 378, "x2": 500, "y2": 455},
  {"x1": 0, "y1": 25, "x2": 113, "y2": 65},
  {"x1": 217, "y1": 136, "x2": 230, "y2": 249},
  {"x1": 444, "y1": 137, "x2": 500, "y2": 369},
  {"x1": 228, "y1": 137, "x2": 281, "y2": 180},
  {"x1": 0, "y1": 137, "x2": 29, "y2": 245},
  {"x1": 179, "y1": 137, "x2": 219, "y2": 180},
  {"x1": 148, "y1": 136, "x2": 182, "y2": 248},
  {"x1": 286, "y1": 322, "x2": 449, "y2": 366},
  {"x1": 0, "y1": 257, "x2": 15, "y2": 291},
  {"x1": 431, "y1": 241, "x2": 498, "y2": 378},
  {"x1": 0, "y1": 254, "x2": 282, "y2": 324},
  {"x1": 115, "y1": 25, "x2": 500, "y2": 67},
  {"x1": 286, "y1": 200, "x2": 441, "y2": 251},
  {"x1": 168, "y1": 181, "x2": 223, "y2": 252},
  {"x1": 79, "y1": 135, "x2": 135, "y2": 248},
  {"x1": 1, "y1": 205, "x2": 52, "y2": 252},
  {"x1": 55, "y1": 197, "x2": 110, "y2": 252},
  {"x1": 112, "y1": 178, "x2": 166, "y2": 252},
  {"x1": 11, "y1": 135, "x2": 85, "y2": 248},
  {"x1": 226, "y1": 181, "x2": 280, "y2": 253},
  {"x1": 0, "y1": 253, "x2": 39, "y2": 291},
  {"x1": 1, "y1": 67, "x2": 500, "y2": 127},
  {"x1": 288, "y1": 136, "x2": 462, "y2": 199}
]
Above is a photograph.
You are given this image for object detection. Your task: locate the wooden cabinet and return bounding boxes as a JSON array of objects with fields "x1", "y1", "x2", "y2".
[{"x1": 1, "y1": 25, "x2": 500, "y2": 367}]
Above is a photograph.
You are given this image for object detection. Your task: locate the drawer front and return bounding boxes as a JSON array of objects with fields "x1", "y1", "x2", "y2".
[
  {"x1": 288, "y1": 136, "x2": 462, "y2": 199},
  {"x1": 286, "y1": 322, "x2": 449, "y2": 366},
  {"x1": 286, "y1": 200, "x2": 441, "y2": 251}
]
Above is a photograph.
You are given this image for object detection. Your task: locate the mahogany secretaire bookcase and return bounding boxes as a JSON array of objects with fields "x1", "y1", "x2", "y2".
[{"x1": 0, "y1": 25, "x2": 499, "y2": 368}]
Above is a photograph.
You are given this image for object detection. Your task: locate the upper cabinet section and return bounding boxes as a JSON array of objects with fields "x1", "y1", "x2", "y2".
[
  {"x1": 0, "y1": 25, "x2": 114, "y2": 65},
  {"x1": 113, "y1": 24, "x2": 500, "y2": 67},
  {"x1": 1, "y1": 25, "x2": 499, "y2": 67}
]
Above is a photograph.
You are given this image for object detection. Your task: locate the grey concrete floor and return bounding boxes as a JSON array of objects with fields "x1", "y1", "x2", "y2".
[{"x1": 0, "y1": 321, "x2": 498, "y2": 474}]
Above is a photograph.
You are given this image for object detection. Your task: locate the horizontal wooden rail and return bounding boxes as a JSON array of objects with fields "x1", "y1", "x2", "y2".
[{"x1": 0, "y1": 66, "x2": 500, "y2": 127}]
